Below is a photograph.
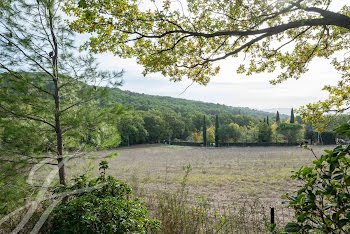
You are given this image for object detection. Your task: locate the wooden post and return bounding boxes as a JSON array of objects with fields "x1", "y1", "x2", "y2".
[{"x1": 270, "y1": 207, "x2": 275, "y2": 233}]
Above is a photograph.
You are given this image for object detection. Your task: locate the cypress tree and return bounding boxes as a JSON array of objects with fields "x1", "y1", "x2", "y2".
[
  {"x1": 203, "y1": 115, "x2": 207, "y2": 146},
  {"x1": 290, "y1": 108, "x2": 295, "y2": 123},
  {"x1": 215, "y1": 115, "x2": 219, "y2": 147},
  {"x1": 276, "y1": 111, "x2": 280, "y2": 124},
  {"x1": 267, "y1": 116, "x2": 269, "y2": 125}
]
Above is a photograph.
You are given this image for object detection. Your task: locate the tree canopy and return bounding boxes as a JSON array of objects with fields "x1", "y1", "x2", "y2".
[{"x1": 64, "y1": 0, "x2": 350, "y2": 126}]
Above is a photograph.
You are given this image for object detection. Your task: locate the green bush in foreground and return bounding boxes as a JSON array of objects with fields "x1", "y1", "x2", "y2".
[
  {"x1": 49, "y1": 161, "x2": 160, "y2": 233},
  {"x1": 283, "y1": 124, "x2": 350, "y2": 233}
]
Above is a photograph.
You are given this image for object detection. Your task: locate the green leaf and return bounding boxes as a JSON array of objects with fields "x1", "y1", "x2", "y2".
[
  {"x1": 338, "y1": 219, "x2": 349, "y2": 228},
  {"x1": 345, "y1": 176, "x2": 350, "y2": 186},
  {"x1": 333, "y1": 174, "x2": 344, "y2": 180},
  {"x1": 285, "y1": 222, "x2": 301, "y2": 232},
  {"x1": 78, "y1": 0, "x2": 87, "y2": 8},
  {"x1": 104, "y1": 152, "x2": 119, "y2": 159}
]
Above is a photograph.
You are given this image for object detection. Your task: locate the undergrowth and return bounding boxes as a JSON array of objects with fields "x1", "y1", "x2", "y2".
[{"x1": 154, "y1": 164, "x2": 286, "y2": 233}]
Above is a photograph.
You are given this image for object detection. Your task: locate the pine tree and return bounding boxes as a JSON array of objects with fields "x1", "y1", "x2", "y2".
[
  {"x1": 215, "y1": 115, "x2": 219, "y2": 147},
  {"x1": 276, "y1": 111, "x2": 280, "y2": 124},
  {"x1": 203, "y1": 115, "x2": 207, "y2": 146},
  {"x1": 290, "y1": 108, "x2": 295, "y2": 123},
  {"x1": 0, "y1": 0, "x2": 122, "y2": 185}
]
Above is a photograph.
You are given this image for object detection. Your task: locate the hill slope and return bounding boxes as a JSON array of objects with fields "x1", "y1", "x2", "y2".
[{"x1": 109, "y1": 88, "x2": 287, "y2": 119}]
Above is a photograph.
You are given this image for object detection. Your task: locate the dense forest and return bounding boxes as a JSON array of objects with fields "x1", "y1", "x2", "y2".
[{"x1": 108, "y1": 88, "x2": 288, "y2": 118}]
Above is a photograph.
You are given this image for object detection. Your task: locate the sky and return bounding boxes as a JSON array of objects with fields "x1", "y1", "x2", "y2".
[
  {"x1": 95, "y1": 53, "x2": 341, "y2": 111},
  {"x1": 92, "y1": 0, "x2": 345, "y2": 112}
]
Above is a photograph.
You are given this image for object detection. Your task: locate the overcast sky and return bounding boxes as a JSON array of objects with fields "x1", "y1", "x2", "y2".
[
  {"x1": 95, "y1": 52, "x2": 341, "y2": 111},
  {"x1": 91, "y1": 0, "x2": 345, "y2": 111}
]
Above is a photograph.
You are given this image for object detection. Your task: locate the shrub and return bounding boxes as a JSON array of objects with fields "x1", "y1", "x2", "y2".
[
  {"x1": 257, "y1": 122, "x2": 272, "y2": 143},
  {"x1": 283, "y1": 124, "x2": 350, "y2": 233},
  {"x1": 276, "y1": 123, "x2": 303, "y2": 144},
  {"x1": 48, "y1": 161, "x2": 160, "y2": 233},
  {"x1": 320, "y1": 131, "x2": 336, "y2": 145}
]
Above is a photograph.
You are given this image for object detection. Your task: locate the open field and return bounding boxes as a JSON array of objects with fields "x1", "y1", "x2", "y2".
[
  {"x1": 66, "y1": 145, "x2": 331, "y2": 213},
  {"x1": 20, "y1": 144, "x2": 337, "y2": 233}
]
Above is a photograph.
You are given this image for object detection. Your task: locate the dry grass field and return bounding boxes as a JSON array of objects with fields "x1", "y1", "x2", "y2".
[
  {"x1": 68, "y1": 144, "x2": 328, "y2": 203},
  {"x1": 23, "y1": 144, "x2": 336, "y2": 233},
  {"x1": 66, "y1": 145, "x2": 332, "y2": 227}
]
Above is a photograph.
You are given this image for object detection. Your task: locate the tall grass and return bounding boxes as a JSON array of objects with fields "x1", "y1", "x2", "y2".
[{"x1": 153, "y1": 164, "x2": 290, "y2": 233}]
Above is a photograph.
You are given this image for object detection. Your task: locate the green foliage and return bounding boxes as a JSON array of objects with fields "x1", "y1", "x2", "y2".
[
  {"x1": 320, "y1": 131, "x2": 336, "y2": 145},
  {"x1": 64, "y1": 104, "x2": 124, "y2": 151},
  {"x1": 163, "y1": 111, "x2": 186, "y2": 140},
  {"x1": 64, "y1": 0, "x2": 350, "y2": 85},
  {"x1": 276, "y1": 111, "x2": 280, "y2": 124},
  {"x1": 0, "y1": 0, "x2": 123, "y2": 185},
  {"x1": 276, "y1": 123, "x2": 303, "y2": 144},
  {"x1": 290, "y1": 108, "x2": 295, "y2": 124},
  {"x1": 295, "y1": 115, "x2": 303, "y2": 124},
  {"x1": 327, "y1": 115, "x2": 350, "y2": 132},
  {"x1": 257, "y1": 122, "x2": 272, "y2": 143},
  {"x1": 49, "y1": 161, "x2": 160, "y2": 233},
  {"x1": 283, "y1": 126, "x2": 350, "y2": 233},
  {"x1": 218, "y1": 123, "x2": 242, "y2": 143},
  {"x1": 108, "y1": 88, "x2": 282, "y2": 119},
  {"x1": 117, "y1": 111, "x2": 148, "y2": 146},
  {"x1": 304, "y1": 122, "x2": 317, "y2": 144},
  {"x1": 65, "y1": 0, "x2": 350, "y2": 127},
  {"x1": 141, "y1": 111, "x2": 169, "y2": 143},
  {"x1": 0, "y1": 163, "x2": 32, "y2": 216}
]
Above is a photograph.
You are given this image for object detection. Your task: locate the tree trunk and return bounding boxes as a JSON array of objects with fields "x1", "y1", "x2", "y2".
[
  {"x1": 55, "y1": 114, "x2": 66, "y2": 185},
  {"x1": 49, "y1": 6, "x2": 66, "y2": 186}
]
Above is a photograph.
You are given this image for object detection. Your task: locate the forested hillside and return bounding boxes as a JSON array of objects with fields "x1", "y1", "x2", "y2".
[{"x1": 109, "y1": 88, "x2": 287, "y2": 119}]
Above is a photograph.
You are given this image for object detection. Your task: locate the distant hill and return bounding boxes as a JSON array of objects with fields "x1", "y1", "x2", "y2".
[
  {"x1": 262, "y1": 108, "x2": 293, "y2": 116},
  {"x1": 109, "y1": 88, "x2": 288, "y2": 119}
]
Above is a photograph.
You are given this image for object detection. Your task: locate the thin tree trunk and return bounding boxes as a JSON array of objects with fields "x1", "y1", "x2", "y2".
[
  {"x1": 55, "y1": 114, "x2": 66, "y2": 185},
  {"x1": 49, "y1": 4, "x2": 66, "y2": 185}
]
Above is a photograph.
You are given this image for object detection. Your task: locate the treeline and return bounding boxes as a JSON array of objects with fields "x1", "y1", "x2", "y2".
[
  {"x1": 115, "y1": 107, "x2": 350, "y2": 146},
  {"x1": 116, "y1": 110, "x2": 258, "y2": 146}
]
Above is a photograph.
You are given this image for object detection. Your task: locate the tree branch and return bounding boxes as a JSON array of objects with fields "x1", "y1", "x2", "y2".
[
  {"x1": 0, "y1": 33, "x2": 55, "y2": 80},
  {"x1": 0, "y1": 63, "x2": 53, "y2": 97},
  {"x1": 0, "y1": 158, "x2": 57, "y2": 166},
  {"x1": 0, "y1": 104, "x2": 56, "y2": 129},
  {"x1": 60, "y1": 98, "x2": 93, "y2": 114}
]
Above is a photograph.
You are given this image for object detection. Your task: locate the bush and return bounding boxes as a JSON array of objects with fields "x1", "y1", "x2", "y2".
[
  {"x1": 320, "y1": 131, "x2": 336, "y2": 145},
  {"x1": 283, "y1": 124, "x2": 350, "y2": 233},
  {"x1": 257, "y1": 122, "x2": 272, "y2": 143},
  {"x1": 276, "y1": 123, "x2": 303, "y2": 144},
  {"x1": 48, "y1": 161, "x2": 160, "y2": 234}
]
